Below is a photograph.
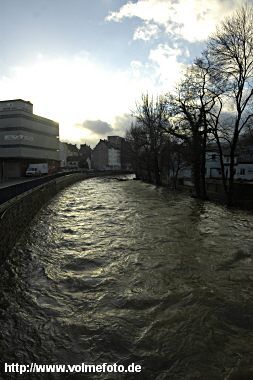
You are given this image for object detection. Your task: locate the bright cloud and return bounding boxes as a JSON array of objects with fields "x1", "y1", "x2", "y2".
[
  {"x1": 107, "y1": 0, "x2": 241, "y2": 42},
  {"x1": 0, "y1": 52, "x2": 173, "y2": 145},
  {"x1": 149, "y1": 44, "x2": 187, "y2": 85},
  {"x1": 133, "y1": 22, "x2": 160, "y2": 41},
  {"x1": 2, "y1": 0, "x2": 231, "y2": 146},
  {"x1": 0, "y1": 53, "x2": 127, "y2": 144}
]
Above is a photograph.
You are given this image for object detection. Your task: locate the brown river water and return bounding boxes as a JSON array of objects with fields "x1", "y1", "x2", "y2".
[{"x1": 1, "y1": 176, "x2": 253, "y2": 379}]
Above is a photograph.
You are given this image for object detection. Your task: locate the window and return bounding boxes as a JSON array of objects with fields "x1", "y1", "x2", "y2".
[
  {"x1": 211, "y1": 154, "x2": 216, "y2": 160},
  {"x1": 240, "y1": 168, "x2": 245, "y2": 175}
]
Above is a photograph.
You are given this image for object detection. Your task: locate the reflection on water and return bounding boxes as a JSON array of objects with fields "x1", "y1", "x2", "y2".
[{"x1": 1, "y1": 176, "x2": 253, "y2": 379}]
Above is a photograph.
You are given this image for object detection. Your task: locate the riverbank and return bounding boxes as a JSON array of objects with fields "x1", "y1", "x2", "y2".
[
  {"x1": 136, "y1": 170, "x2": 253, "y2": 211},
  {"x1": 177, "y1": 179, "x2": 253, "y2": 211},
  {"x1": 0, "y1": 170, "x2": 133, "y2": 262}
]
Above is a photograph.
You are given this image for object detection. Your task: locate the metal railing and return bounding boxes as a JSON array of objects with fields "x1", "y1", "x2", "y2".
[
  {"x1": 0, "y1": 169, "x2": 133, "y2": 205},
  {"x1": 0, "y1": 171, "x2": 84, "y2": 205}
]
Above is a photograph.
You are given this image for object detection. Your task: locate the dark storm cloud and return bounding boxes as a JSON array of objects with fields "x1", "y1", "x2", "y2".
[
  {"x1": 79, "y1": 120, "x2": 113, "y2": 135},
  {"x1": 112, "y1": 113, "x2": 135, "y2": 134}
]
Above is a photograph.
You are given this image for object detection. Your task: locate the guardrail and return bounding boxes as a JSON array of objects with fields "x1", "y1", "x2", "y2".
[
  {"x1": 0, "y1": 171, "x2": 84, "y2": 205},
  {"x1": 0, "y1": 170, "x2": 133, "y2": 206}
]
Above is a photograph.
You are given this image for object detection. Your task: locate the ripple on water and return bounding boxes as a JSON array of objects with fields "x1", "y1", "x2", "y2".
[{"x1": 1, "y1": 177, "x2": 253, "y2": 379}]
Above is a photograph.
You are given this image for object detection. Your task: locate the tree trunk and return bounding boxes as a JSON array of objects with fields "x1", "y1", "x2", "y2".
[
  {"x1": 191, "y1": 132, "x2": 202, "y2": 198},
  {"x1": 227, "y1": 148, "x2": 236, "y2": 206},
  {"x1": 153, "y1": 152, "x2": 160, "y2": 185},
  {"x1": 200, "y1": 133, "x2": 207, "y2": 199}
]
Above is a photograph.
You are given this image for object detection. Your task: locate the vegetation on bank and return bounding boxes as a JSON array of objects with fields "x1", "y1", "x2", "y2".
[{"x1": 126, "y1": 4, "x2": 253, "y2": 207}]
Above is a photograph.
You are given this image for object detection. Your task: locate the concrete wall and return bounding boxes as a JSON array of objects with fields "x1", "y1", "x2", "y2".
[{"x1": 0, "y1": 173, "x2": 88, "y2": 263}]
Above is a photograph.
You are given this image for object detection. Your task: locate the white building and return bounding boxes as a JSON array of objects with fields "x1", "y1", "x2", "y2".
[
  {"x1": 92, "y1": 138, "x2": 121, "y2": 171},
  {"x1": 59, "y1": 142, "x2": 79, "y2": 169},
  {"x1": 179, "y1": 149, "x2": 253, "y2": 182},
  {"x1": 205, "y1": 150, "x2": 253, "y2": 181},
  {"x1": 108, "y1": 147, "x2": 121, "y2": 170},
  {"x1": 0, "y1": 99, "x2": 59, "y2": 178}
]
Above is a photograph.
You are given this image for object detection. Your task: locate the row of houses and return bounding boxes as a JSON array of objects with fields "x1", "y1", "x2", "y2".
[
  {"x1": 0, "y1": 98, "x2": 131, "y2": 179},
  {"x1": 59, "y1": 142, "x2": 92, "y2": 170},
  {"x1": 92, "y1": 136, "x2": 131, "y2": 171},
  {"x1": 59, "y1": 136, "x2": 132, "y2": 172},
  {"x1": 177, "y1": 148, "x2": 253, "y2": 183},
  {"x1": 3, "y1": 98, "x2": 251, "y2": 182},
  {"x1": 205, "y1": 150, "x2": 253, "y2": 181}
]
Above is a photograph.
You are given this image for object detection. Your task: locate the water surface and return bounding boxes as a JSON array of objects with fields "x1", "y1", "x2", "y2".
[{"x1": 1, "y1": 176, "x2": 253, "y2": 379}]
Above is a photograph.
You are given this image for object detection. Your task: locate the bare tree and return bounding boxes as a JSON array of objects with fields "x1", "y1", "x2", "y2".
[
  {"x1": 208, "y1": 3, "x2": 253, "y2": 205},
  {"x1": 165, "y1": 56, "x2": 218, "y2": 199},
  {"x1": 125, "y1": 122, "x2": 151, "y2": 180},
  {"x1": 160, "y1": 137, "x2": 190, "y2": 189},
  {"x1": 132, "y1": 94, "x2": 167, "y2": 185}
]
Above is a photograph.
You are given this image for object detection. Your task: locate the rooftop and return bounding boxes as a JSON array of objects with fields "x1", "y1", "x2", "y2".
[{"x1": 0, "y1": 99, "x2": 32, "y2": 105}]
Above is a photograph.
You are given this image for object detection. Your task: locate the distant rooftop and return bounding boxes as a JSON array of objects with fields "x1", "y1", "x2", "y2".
[
  {"x1": 0, "y1": 99, "x2": 58, "y2": 126},
  {"x1": 0, "y1": 99, "x2": 33, "y2": 114},
  {"x1": 0, "y1": 99, "x2": 32, "y2": 105}
]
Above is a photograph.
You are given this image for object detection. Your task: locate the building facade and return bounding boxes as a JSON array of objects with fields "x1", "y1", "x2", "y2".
[
  {"x1": 0, "y1": 99, "x2": 59, "y2": 178},
  {"x1": 92, "y1": 139, "x2": 121, "y2": 170},
  {"x1": 79, "y1": 143, "x2": 92, "y2": 160},
  {"x1": 108, "y1": 147, "x2": 121, "y2": 169},
  {"x1": 178, "y1": 149, "x2": 253, "y2": 182},
  {"x1": 205, "y1": 150, "x2": 253, "y2": 180},
  {"x1": 92, "y1": 140, "x2": 110, "y2": 170},
  {"x1": 59, "y1": 142, "x2": 69, "y2": 168},
  {"x1": 92, "y1": 136, "x2": 132, "y2": 171}
]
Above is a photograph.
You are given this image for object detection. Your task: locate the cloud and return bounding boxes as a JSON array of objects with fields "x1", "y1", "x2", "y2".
[
  {"x1": 0, "y1": 52, "x2": 160, "y2": 145},
  {"x1": 0, "y1": 45, "x2": 191, "y2": 146},
  {"x1": 78, "y1": 120, "x2": 113, "y2": 135},
  {"x1": 149, "y1": 43, "x2": 187, "y2": 86},
  {"x1": 133, "y1": 22, "x2": 160, "y2": 41},
  {"x1": 104, "y1": 0, "x2": 243, "y2": 104},
  {"x1": 76, "y1": 115, "x2": 134, "y2": 147},
  {"x1": 106, "y1": 0, "x2": 241, "y2": 42},
  {"x1": 106, "y1": 0, "x2": 170, "y2": 25},
  {"x1": 112, "y1": 113, "x2": 135, "y2": 133}
]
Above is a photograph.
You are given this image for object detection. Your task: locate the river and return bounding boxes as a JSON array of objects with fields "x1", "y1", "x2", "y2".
[{"x1": 1, "y1": 175, "x2": 253, "y2": 379}]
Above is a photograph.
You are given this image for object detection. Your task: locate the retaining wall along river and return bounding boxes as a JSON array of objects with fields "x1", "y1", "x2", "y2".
[{"x1": 0, "y1": 173, "x2": 88, "y2": 262}]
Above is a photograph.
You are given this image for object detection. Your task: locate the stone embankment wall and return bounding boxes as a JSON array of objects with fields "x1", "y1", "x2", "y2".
[{"x1": 0, "y1": 173, "x2": 88, "y2": 263}]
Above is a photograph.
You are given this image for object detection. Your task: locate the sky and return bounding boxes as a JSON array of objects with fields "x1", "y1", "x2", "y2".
[{"x1": 0, "y1": 0, "x2": 246, "y2": 147}]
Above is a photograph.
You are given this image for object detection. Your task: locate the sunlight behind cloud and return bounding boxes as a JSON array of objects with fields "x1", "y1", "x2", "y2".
[
  {"x1": 133, "y1": 22, "x2": 160, "y2": 41},
  {"x1": 107, "y1": 0, "x2": 241, "y2": 42},
  {"x1": 0, "y1": 52, "x2": 175, "y2": 144},
  {"x1": 149, "y1": 44, "x2": 187, "y2": 86}
]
